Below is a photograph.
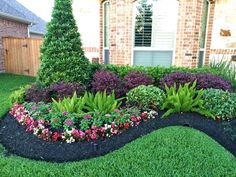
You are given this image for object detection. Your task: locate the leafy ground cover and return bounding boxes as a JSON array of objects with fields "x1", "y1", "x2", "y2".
[{"x1": 0, "y1": 74, "x2": 35, "y2": 118}]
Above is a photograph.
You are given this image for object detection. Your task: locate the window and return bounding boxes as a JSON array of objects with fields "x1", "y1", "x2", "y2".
[
  {"x1": 135, "y1": 0, "x2": 153, "y2": 47},
  {"x1": 103, "y1": 1, "x2": 109, "y2": 64},
  {"x1": 133, "y1": 0, "x2": 179, "y2": 67}
]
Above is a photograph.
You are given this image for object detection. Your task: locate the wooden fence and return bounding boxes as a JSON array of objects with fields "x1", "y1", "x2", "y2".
[{"x1": 3, "y1": 37, "x2": 42, "y2": 76}]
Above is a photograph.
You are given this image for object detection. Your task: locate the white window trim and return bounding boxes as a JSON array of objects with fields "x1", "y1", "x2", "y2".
[
  {"x1": 102, "y1": 1, "x2": 109, "y2": 63},
  {"x1": 132, "y1": 0, "x2": 179, "y2": 66},
  {"x1": 201, "y1": 0, "x2": 211, "y2": 65}
]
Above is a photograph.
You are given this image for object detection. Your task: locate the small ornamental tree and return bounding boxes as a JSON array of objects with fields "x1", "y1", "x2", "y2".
[{"x1": 38, "y1": 0, "x2": 90, "y2": 86}]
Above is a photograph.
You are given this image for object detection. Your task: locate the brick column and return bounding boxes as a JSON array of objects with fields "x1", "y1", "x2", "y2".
[
  {"x1": 108, "y1": 0, "x2": 133, "y2": 65},
  {"x1": 174, "y1": 0, "x2": 204, "y2": 68},
  {"x1": 204, "y1": 1, "x2": 215, "y2": 65}
]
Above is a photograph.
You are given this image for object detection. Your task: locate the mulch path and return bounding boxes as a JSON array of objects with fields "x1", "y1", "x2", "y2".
[{"x1": 0, "y1": 112, "x2": 235, "y2": 163}]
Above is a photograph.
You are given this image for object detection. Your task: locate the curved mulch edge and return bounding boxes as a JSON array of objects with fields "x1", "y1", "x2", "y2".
[{"x1": 0, "y1": 112, "x2": 235, "y2": 163}]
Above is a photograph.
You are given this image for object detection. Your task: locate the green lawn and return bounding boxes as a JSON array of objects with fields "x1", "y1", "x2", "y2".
[
  {"x1": 0, "y1": 73, "x2": 236, "y2": 177},
  {"x1": 0, "y1": 74, "x2": 35, "y2": 117}
]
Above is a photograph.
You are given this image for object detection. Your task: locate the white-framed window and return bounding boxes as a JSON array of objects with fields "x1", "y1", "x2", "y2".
[
  {"x1": 133, "y1": 0, "x2": 179, "y2": 67},
  {"x1": 103, "y1": 1, "x2": 109, "y2": 64}
]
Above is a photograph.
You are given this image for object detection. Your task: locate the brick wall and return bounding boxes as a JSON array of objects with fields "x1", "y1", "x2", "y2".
[
  {"x1": 174, "y1": 0, "x2": 204, "y2": 68},
  {"x1": 0, "y1": 18, "x2": 28, "y2": 72},
  {"x1": 100, "y1": 0, "x2": 133, "y2": 65}
]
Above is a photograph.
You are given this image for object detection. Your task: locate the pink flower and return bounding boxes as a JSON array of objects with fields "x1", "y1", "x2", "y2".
[
  {"x1": 111, "y1": 122, "x2": 116, "y2": 128},
  {"x1": 113, "y1": 109, "x2": 119, "y2": 113},
  {"x1": 85, "y1": 129, "x2": 91, "y2": 134},
  {"x1": 31, "y1": 106, "x2": 37, "y2": 110},
  {"x1": 91, "y1": 133, "x2": 97, "y2": 140},
  {"x1": 105, "y1": 114, "x2": 111, "y2": 117},
  {"x1": 91, "y1": 126, "x2": 97, "y2": 130},
  {"x1": 83, "y1": 114, "x2": 92, "y2": 119},
  {"x1": 64, "y1": 120, "x2": 74, "y2": 126}
]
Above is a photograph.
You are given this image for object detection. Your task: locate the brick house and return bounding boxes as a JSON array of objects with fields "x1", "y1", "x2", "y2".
[
  {"x1": 0, "y1": 0, "x2": 46, "y2": 72},
  {"x1": 81, "y1": 0, "x2": 236, "y2": 68}
]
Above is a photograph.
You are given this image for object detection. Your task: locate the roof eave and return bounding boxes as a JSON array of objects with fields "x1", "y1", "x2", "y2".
[
  {"x1": 0, "y1": 11, "x2": 34, "y2": 24},
  {"x1": 29, "y1": 30, "x2": 45, "y2": 35}
]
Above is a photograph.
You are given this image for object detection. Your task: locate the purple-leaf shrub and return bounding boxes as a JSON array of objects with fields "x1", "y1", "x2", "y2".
[
  {"x1": 50, "y1": 82, "x2": 86, "y2": 100},
  {"x1": 25, "y1": 84, "x2": 51, "y2": 103},
  {"x1": 91, "y1": 70, "x2": 124, "y2": 98},
  {"x1": 25, "y1": 82, "x2": 86, "y2": 103},
  {"x1": 160, "y1": 72, "x2": 233, "y2": 91},
  {"x1": 160, "y1": 72, "x2": 196, "y2": 89},
  {"x1": 195, "y1": 74, "x2": 232, "y2": 91},
  {"x1": 124, "y1": 71, "x2": 154, "y2": 91}
]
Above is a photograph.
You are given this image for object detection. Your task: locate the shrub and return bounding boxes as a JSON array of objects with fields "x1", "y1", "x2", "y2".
[
  {"x1": 195, "y1": 73, "x2": 232, "y2": 91},
  {"x1": 161, "y1": 81, "x2": 214, "y2": 118},
  {"x1": 202, "y1": 89, "x2": 236, "y2": 120},
  {"x1": 160, "y1": 72, "x2": 196, "y2": 89},
  {"x1": 25, "y1": 84, "x2": 51, "y2": 103},
  {"x1": 52, "y1": 92, "x2": 86, "y2": 114},
  {"x1": 160, "y1": 72, "x2": 233, "y2": 91},
  {"x1": 38, "y1": 0, "x2": 90, "y2": 86},
  {"x1": 126, "y1": 85, "x2": 164, "y2": 109},
  {"x1": 91, "y1": 70, "x2": 124, "y2": 98},
  {"x1": 83, "y1": 91, "x2": 124, "y2": 114},
  {"x1": 124, "y1": 71, "x2": 154, "y2": 91},
  {"x1": 50, "y1": 82, "x2": 86, "y2": 100},
  {"x1": 10, "y1": 85, "x2": 31, "y2": 104}
]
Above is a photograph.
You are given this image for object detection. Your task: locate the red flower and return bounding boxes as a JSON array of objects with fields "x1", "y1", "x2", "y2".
[
  {"x1": 52, "y1": 132, "x2": 61, "y2": 142},
  {"x1": 119, "y1": 123, "x2": 123, "y2": 128},
  {"x1": 124, "y1": 122, "x2": 130, "y2": 128}
]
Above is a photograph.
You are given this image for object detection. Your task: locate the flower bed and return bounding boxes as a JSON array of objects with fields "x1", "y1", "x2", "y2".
[{"x1": 10, "y1": 103, "x2": 157, "y2": 143}]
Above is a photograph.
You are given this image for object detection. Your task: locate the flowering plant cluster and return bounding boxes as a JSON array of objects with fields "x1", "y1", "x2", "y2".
[{"x1": 10, "y1": 104, "x2": 158, "y2": 143}]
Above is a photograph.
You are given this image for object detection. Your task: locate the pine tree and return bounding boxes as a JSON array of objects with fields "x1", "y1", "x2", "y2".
[{"x1": 38, "y1": 0, "x2": 90, "y2": 85}]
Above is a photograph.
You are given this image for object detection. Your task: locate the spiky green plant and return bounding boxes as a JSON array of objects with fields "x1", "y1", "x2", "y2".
[
  {"x1": 52, "y1": 92, "x2": 86, "y2": 114},
  {"x1": 161, "y1": 81, "x2": 214, "y2": 118},
  {"x1": 83, "y1": 91, "x2": 124, "y2": 114}
]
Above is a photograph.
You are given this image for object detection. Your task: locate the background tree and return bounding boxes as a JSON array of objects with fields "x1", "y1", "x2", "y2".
[{"x1": 38, "y1": 0, "x2": 90, "y2": 86}]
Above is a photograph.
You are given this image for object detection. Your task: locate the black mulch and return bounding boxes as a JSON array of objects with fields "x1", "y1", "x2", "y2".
[{"x1": 0, "y1": 112, "x2": 236, "y2": 163}]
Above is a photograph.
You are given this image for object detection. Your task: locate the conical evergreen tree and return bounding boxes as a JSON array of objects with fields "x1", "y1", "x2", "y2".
[{"x1": 38, "y1": 0, "x2": 90, "y2": 85}]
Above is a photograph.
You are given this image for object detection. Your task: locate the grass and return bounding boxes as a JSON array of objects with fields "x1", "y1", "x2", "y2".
[
  {"x1": 0, "y1": 73, "x2": 236, "y2": 177},
  {"x1": 0, "y1": 127, "x2": 236, "y2": 177},
  {"x1": 0, "y1": 74, "x2": 35, "y2": 117}
]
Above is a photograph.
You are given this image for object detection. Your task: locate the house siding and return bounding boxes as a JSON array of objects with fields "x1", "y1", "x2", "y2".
[{"x1": 0, "y1": 18, "x2": 28, "y2": 72}]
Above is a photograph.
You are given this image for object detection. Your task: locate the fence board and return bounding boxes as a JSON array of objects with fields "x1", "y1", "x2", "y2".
[{"x1": 3, "y1": 37, "x2": 42, "y2": 76}]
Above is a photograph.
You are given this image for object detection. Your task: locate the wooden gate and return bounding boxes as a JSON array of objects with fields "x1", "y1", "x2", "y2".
[{"x1": 3, "y1": 37, "x2": 42, "y2": 76}]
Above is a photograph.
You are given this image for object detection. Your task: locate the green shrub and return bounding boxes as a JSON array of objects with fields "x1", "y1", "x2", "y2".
[
  {"x1": 103, "y1": 64, "x2": 221, "y2": 87},
  {"x1": 83, "y1": 91, "x2": 123, "y2": 114},
  {"x1": 161, "y1": 81, "x2": 214, "y2": 118},
  {"x1": 202, "y1": 89, "x2": 236, "y2": 120},
  {"x1": 38, "y1": 0, "x2": 90, "y2": 86},
  {"x1": 126, "y1": 85, "x2": 164, "y2": 109},
  {"x1": 10, "y1": 85, "x2": 31, "y2": 104},
  {"x1": 52, "y1": 92, "x2": 86, "y2": 114},
  {"x1": 210, "y1": 60, "x2": 236, "y2": 91}
]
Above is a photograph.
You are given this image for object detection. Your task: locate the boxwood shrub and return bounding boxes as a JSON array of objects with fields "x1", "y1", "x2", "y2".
[
  {"x1": 202, "y1": 89, "x2": 236, "y2": 120},
  {"x1": 126, "y1": 85, "x2": 164, "y2": 109}
]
